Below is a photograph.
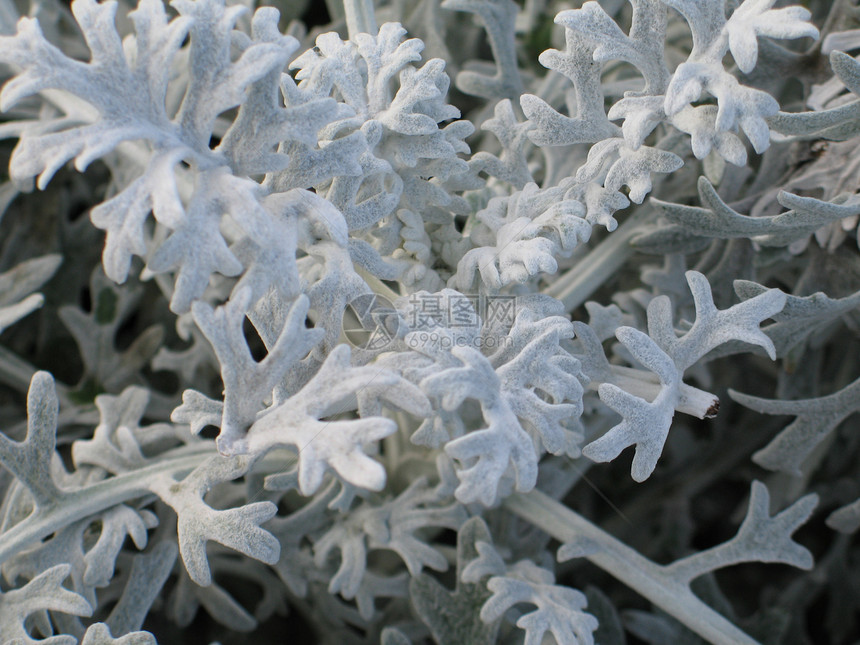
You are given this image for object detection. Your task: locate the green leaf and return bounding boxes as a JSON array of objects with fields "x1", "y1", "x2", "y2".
[{"x1": 409, "y1": 517, "x2": 500, "y2": 645}]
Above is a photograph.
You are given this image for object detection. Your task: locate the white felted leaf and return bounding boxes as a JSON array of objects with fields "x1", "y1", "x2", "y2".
[
  {"x1": 659, "y1": 0, "x2": 726, "y2": 60},
  {"x1": 245, "y1": 344, "x2": 428, "y2": 495},
  {"x1": 734, "y1": 281, "x2": 860, "y2": 358},
  {"x1": 430, "y1": 346, "x2": 539, "y2": 506},
  {"x1": 826, "y1": 498, "x2": 860, "y2": 534},
  {"x1": 392, "y1": 292, "x2": 585, "y2": 504},
  {"x1": 190, "y1": 288, "x2": 323, "y2": 455},
  {"x1": 644, "y1": 177, "x2": 857, "y2": 248},
  {"x1": 670, "y1": 270, "x2": 785, "y2": 367},
  {"x1": 313, "y1": 478, "x2": 464, "y2": 609},
  {"x1": 0, "y1": 372, "x2": 64, "y2": 509},
  {"x1": 522, "y1": 13, "x2": 618, "y2": 146},
  {"x1": 454, "y1": 183, "x2": 590, "y2": 291},
  {"x1": 0, "y1": 255, "x2": 60, "y2": 334},
  {"x1": 492, "y1": 312, "x2": 585, "y2": 456},
  {"x1": 603, "y1": 145, "x2": 683, "y2": 204},
  {"x1": 150, "y1": 455, "x2": 279, "y2": 587},
  {"x1": 555, "y1": 0, "x2": 669, "y2": 93},
  {"x1": 0, "y1": 565, "x2": 92, "y2": 645},
  {"x1": 0, "y1": 0, "x2": 190, "y2": 187},
  {"x1": 441, "y1": 0, "x2": 523, "y2": 100},
  {"x1": 105, "y1": 542, "x2": 177, "y2": 635},
  {"x1": 81, "y1": 505, "x2": 157, "y2": 587},
  {"x1": 0, "y1": 0, "x2": 333, "y2": 313},
  {"x1": 667, "y1": 481, "x2": 818, "y2": 584},
  {"x1": 607, "y1": 96, "x2": 665, "y2": 151},
  {"x1": 725, "y1": 481, "x2": 818, "y2": 569},
  {"x1": 80, "y1": 623, "x2": 155, "y2": 645},
  {"x1": 71, "y1": 387, "x2": 152, "y2": 474},
  {"x1": 726, "y1": 0, "x2": 818, "y2": 74},
  {"x1": 289, "y1": 20, "x2": 473, "y2": 250},
  {"x1": 582, "y1": 329, "x2": 679, "y2": 482},
  {"x1": 582, "y1": 271, "x2": 784, "y2": 480},
  {"x1": 58, "y1": 269, "x2": 164, "y2": 395},
  {"x1": 730, "y1": 376, "x2": 860, "y2": 475},
  {"x1": 469, "y1": 99, "x2": 534, "y2": 188},
  {"x1": 479, "y1": 560, "x2": 598, "y2": 645},
  {"x1": 410, "y1": 516, "x2": 499, "y2": 645},
  {"x1": 665, "y1": 62, "x2": 779, "y2": 153}
]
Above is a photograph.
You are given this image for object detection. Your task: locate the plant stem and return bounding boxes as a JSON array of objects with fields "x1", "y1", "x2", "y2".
[
  {"x1": 0, "y1": 345, "x2": 42, "y2": 393},
  {"x1": 542, "y1": 208, "x2": 651, "y2": 312},
  {"x1": 0, "y1": 444, "x2": 214, "y2": 566},
  {"x1": 0, "y1": 346, "x2": 90, "y2": 419},
  {"x1": 343, "y1": 0, "x2": 376, "y2": 38},
  {"x1": 325, "y1": 0, "x2": 345, "y2": 22},
  {"x1": 504, "y1": 488, "x2": 762, "y2": 645},
  {"x1": 354, "y1": 265, "x2": 401, "y2": 302}
]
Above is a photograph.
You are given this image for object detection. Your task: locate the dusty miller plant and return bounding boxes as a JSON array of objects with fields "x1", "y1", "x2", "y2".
[{"x1": 0, "y1": 0, "x2": 858, "y2": 643}]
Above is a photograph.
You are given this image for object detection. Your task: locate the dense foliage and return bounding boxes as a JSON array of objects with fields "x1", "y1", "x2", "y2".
[{"x1": 0, "y1": 0, "x2": 859, "y2": 643}]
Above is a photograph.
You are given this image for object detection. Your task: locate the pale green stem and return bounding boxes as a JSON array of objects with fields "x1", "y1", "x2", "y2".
[
  {"x1": 0, "y1": 346, "x2": 89, "y2": 417},
  {"x1": 354, "y1": 265, "x2": 401, "y2": 302},
  {"x1": 0, "y1": 445, "x2": 307, "y2": 566},
  {"x1": 542, "y1": 208, "x2": 652, "y2": 312},
  {"x1": 343, "y1": 0, "x2": 376, "y2": 38},
  {"x1": 595, "y1": 365, "x2": 720, "y2": 419},
  {"x1": 325, "y1": 0, "x2": 346, "y2": 22},
  {"x1": 388, "y1": 410, "x2": 412, "y2": 467},
  {"x1": 0, "y1": 444, "x2": 215, "y2": 565},
  {"x1": 504, "y1": 489, "x2": 762, "y2": 645},
  {"x1": 0, "y1": 345, "x2": 42, "y2": 393}
]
